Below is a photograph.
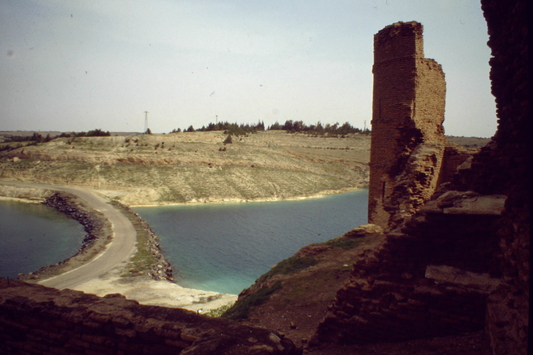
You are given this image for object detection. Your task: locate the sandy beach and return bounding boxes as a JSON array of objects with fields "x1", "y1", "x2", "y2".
[{"x1": 71, "y1": 267, "x2": 237, "y2": 313}]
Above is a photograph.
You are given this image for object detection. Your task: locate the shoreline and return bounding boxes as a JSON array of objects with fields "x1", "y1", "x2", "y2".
[
  {"x1": 128, "y1": 185, "x2": 367, "y2": 207},
  {"x1": 0, "y1": 195, "x2": 44, "y2": 203},
  {"x1": 0, "y1": 181, "x2": 365, "y2": 312},
  {"x1": 0, "y1": 182, "x2": 239, "y2": 311},
  {"x1": 0, "y1": 184, "x2": 367, "y2": 207}
]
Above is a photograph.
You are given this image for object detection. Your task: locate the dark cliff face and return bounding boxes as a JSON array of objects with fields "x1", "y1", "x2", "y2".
[{"x1": 478, "y1": 1, "x2": 529, "y2": 353}]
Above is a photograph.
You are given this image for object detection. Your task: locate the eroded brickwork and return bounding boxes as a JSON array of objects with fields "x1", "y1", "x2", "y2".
[
  {"x1": 315, "y1": 193, "x2": 504, "y2": 344},
  {"x1": 369, "y1": 21, "x2": 446, "y2": 230},
  {"x1": 316, "y1": 3, "x2": 528, "y2": 353},
  {"x1": 0, "y1": 279, "x2": 298, "y2": 355},
  {"x1": 477, "y1": 1, "x2": 529, "y2": 353}
]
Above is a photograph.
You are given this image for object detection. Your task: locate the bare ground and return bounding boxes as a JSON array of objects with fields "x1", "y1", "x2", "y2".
[
  {"x1": 227, "y1": 232, "x2": 493, "y2": 355},
  {"x1": 0, "y1": 131, "x2": 371, "y2": 205}
]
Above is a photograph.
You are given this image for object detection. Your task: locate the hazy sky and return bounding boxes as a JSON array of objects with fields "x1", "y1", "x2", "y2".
[{"x1": 1, "y1": 0, "x2": 496, "y2": 137}]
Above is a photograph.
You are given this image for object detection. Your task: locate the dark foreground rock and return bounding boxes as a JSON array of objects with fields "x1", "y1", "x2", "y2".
[{"x1": 0, "y1": 278, "x2": 300, "y2": 355}]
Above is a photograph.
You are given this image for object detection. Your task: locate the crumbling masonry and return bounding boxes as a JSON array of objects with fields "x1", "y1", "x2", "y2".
[
  {"x1": 315, "y1": 3, "x2": 528, "y2": 353},
  {"x1": 368, "y1": 21, "x2": 446, "y2": 230}
]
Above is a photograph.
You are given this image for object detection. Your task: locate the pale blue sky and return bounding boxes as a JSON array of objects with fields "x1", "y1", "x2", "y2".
[{"x1": 1, "y1": 0, "x2": 496, "y2": 137}]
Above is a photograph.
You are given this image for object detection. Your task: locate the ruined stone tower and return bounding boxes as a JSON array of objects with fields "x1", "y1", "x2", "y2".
[{"x1": 368, "y1": 21, "x2": 446, "y2": 229}]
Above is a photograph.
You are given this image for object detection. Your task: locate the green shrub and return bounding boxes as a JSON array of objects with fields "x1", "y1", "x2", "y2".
[{"x1": 204, "y1": 303, "x2": 234, "y2": 317}]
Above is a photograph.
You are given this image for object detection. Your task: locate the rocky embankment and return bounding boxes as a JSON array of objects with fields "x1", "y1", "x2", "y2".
[
  {"x1": 111, "y1": 200, "x2": 173, "y2": 281},
  {"x1": 1, "y1": 184, "x2": 173, "y2": 284},
  {"x1": 44, "y1": 192, "x2": 108, "y2": 254},
  {"x1": 15, "y1": 191, "x2": 112, "y2": 281}
]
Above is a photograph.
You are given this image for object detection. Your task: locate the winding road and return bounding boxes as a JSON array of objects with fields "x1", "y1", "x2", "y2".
[{"x1": 1, "y1": 181, "x2": 137, "y2": 290}]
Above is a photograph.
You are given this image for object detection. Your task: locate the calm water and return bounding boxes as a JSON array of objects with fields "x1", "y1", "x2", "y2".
[
  {"x1": 0, "y1": 200, "x2": 85, "y2": 278},
  {"x1": 0, "y1": 189, "x2": 368, "y2": 294},
  {"x1": 134, "y1": 189, "x2": 368, "y2": 294}
]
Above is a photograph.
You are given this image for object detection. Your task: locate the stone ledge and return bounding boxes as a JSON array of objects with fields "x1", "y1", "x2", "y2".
[
  {"x1": 421, "y1": 191, "x2": 506, "y2": 215},
  {"x1": 425, "y1": 265, "x2": 501, "y2": 293}
]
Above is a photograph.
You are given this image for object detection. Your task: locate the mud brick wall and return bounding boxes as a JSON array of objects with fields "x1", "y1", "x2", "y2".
[
  {"x1": 444, "y1": 0, "x2": 529, "y2": 352},
  {"x1": 437, "y1": 144, "x2": 473, "y2": 188},
  {"x1": 319, "y1": 1, "x2": 529, "y2": 352},
  {"x1": 315, "y1": 207, "x2": 502, "y2": 344},
  {"x1": 0, "y1": 279, "x2": 298, "y2": 355},
  {"x1": 369, "y1": 21, "x2": 446, "y2": 230}
]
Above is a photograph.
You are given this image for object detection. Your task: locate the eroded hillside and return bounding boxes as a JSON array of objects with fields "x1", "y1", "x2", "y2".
[{"x1": 0, "y1": 131, "x2": 370, "y2": 205}]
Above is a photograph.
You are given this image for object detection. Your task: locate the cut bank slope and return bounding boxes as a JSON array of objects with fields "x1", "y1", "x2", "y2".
[{"x1": 0, "y1": 131, "x2": 370, "y2": 205}]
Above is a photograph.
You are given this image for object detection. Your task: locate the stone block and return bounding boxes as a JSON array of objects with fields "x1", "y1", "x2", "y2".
[
  {"x1": 440, "y1": 317, "x2": 461, "y2": 324},
  {"x1": 115, "y1": 327, "x2": 137, "y2": 338},
  {"x1": 47, "y1": 346, "x2": 70, "y2": 355},
  {"x1": 69, "y1": 337, "x2": 92, "y2": 348},
  {"x1": 85, "y1": 344, "x2": 116, "y2": 355},
  {"x1": 110, "y1": 316, "x2": 131, "y2": 328},
  {"x1": 407, "y1": 298, "x2": 427, "y2": 307},
  {"x1": 153, "y1": 327, "x2": 181, "y2": 339},
  {"x1": 88, "y1": 312, "x2": 112, "y2": 324},
  {"x1": 396, "y1": 312, "x2": 418, "y2": 321}
]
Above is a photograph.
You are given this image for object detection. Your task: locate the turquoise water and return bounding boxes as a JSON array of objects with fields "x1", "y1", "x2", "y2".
[
  {"x1": 134, "y1": 189, "x2": 368, "y2": 294},
  {"x1": 0, "y1": 189, "x2": 368, "y2": 294},
  {"x1": 0, "y1": 200, "x2": 85, "y2": 278}
]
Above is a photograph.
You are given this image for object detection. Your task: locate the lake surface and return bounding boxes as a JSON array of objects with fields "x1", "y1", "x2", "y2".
[
  {"x1": 134, "y1": 189, "x2": 368, "y2": 294},
  {"x1": 0, "y1": 189, "x2": 368, "y2": 295},
  {"x1": 0, "y1": 200, "x2": 85, "y2": 278}
]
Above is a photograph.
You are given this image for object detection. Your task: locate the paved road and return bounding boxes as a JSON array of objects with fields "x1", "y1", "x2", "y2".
[{"x1": 1, "y1": 181, "x2": 137, "y2": 290}]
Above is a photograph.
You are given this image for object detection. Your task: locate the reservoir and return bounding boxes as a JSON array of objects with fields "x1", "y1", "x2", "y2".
[
  {"x1": 0, "y1": 200, "x2": 84, "y2": 279},
  {"x1": 134, "y1": 188, "x2": 368, "y2": 294},
  {"x1": 0, "y1": 188, "x2": 368, "y2": 295}
]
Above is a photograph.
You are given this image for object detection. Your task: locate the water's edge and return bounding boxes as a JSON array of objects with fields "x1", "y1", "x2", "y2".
[
  {"x1": 1, "y1": 182, "x2": 366, "y2": 289},
  {"x1": 0, "y1": 183, "x2": 172, "y2": 283}
]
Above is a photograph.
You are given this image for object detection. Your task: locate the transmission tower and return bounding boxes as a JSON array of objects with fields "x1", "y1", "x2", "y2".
[{"x1": 144, "y1": 111, "x2": 149, "y2": 132}]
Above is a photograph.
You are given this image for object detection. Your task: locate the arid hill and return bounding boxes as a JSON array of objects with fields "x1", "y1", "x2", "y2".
[{"x1": 1, "y1": 130, "x2": 371, "y2": 205}]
